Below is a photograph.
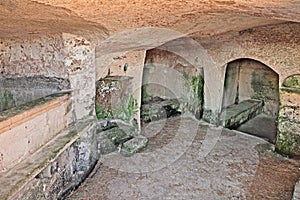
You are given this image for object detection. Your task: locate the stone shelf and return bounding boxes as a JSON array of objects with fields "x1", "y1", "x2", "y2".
[{"x1": 220, "y1": 99, "x2": 264, "y2": 128}]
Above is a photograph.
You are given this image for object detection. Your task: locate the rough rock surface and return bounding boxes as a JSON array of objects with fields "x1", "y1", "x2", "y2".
[{"x1": 120, "y1": 136, "x2": 148, "y2": 157}]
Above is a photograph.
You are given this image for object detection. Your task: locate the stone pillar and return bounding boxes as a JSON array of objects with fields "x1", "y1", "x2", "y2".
[
  {"x1": 63, "y1": 33, "x2": 96, "y2": 122},
  {"x1": 275, "y1": 88, "x2": 300, "y2": 156},
  {"x1": 202, "y1": 64, "x2": 227, "y2": 125}
]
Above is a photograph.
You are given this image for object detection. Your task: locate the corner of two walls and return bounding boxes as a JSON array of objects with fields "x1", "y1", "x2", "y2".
[
  {"x1": 62, "y1": 33, "x2": 96, "y2": 123},
  {"x1": 95, "y1": 49, "x2": 147, "y2": 128}
]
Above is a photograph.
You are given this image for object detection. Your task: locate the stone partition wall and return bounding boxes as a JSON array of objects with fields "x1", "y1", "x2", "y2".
[
  {"x1": 276, "y1": 75, "x2": 300, "y2": 156},
  {"x1": 63, "y1": 33, "x2": 96, "y2": 121},
  {"x1": 95, "y1": 76, "x2": 135, "y2": 123}
]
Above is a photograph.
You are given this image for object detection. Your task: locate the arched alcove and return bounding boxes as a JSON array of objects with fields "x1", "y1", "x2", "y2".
[
  {"x1": 141, "y1": 48, "x2": 204, "y2": 122},
  {"x1": 221, "y1": 58, "x2": 279, "y2": 143},
  {"x1": 283, "y1": 74, "x2": 300, "y2": 89}
]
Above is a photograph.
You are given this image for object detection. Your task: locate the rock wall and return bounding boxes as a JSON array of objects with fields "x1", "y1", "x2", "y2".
[
  {"x1": 276, "y1": 76, "x2": 300, "y2": 156},
  {"x1": 0, "y1": 76, "x2": 70, "y2": 112},
  {"x1": 143, "y1": 49, "x2": 204, "y2": 118},
  {"x1": 95, "y1": 50, "x2": 146, "y2": 126},
  {"x1": 63, "y1": 33, "x2": 96, "y2": 121},
  {"x1": 10, "y1": 121, "x2": 98, "y2": 200},
  {"x1": 194, "y1": 22, "x2": 300, "y2": 124},
  {"x1": 0, "y1": 35, "x2": 65, "y2": 77}
]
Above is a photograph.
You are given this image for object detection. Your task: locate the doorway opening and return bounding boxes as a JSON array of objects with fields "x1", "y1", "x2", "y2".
[{"x1": 221, "y1": 59, "x2": 279, "y2": 143}]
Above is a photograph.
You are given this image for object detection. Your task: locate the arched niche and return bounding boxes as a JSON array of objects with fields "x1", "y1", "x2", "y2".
[
  {"x1": 282, "y1": 74, "x2": 300, "y2": 89},
  {"x1": 141, "y1": 48, "x2": 204, "y2": 121},
  {"x1": 221, "y1": 58, "x2": 279, "y2": 143}
]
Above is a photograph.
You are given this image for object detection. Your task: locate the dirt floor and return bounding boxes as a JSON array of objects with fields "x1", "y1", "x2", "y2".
[{"x1": 67, "y1": 116, "x2": 300, "y2": 200}]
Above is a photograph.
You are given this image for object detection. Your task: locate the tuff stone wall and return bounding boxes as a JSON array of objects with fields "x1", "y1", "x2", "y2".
[
  {"x1": 63, "y1": 33, "x2": 96, "y2": 121},
  {"x1": 0, "y1": 35, "x2": 65, "y2": 77},
  {"x1": 195, "y1": 22, "x2": 300, "y2": 124},
  {"x1": 222, "y1": 59, "x2": 279, "y2": 116},
  {"x1": 0, "y1": 94, "x2": 71, "y2": 171},
  {"x1": 143, "y1": 49, "x2": 204, "y2": 118},
  {"x1": 276, "y1": 82, "x2": 300, "y2": 156},
  {"x1": 95, "y1": 50, "x2": 146, "y2": 126}
]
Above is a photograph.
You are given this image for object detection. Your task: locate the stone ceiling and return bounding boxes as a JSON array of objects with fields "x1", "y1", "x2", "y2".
[
  {"x1": 0, "y1": 0, "x2": 299, "y2": 50},
  {"x1": 1, "y1": 0, "x2": 300, "y2": 37}
]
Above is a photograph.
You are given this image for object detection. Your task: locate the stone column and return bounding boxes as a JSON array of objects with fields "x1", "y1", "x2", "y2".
[
  {"x1": 202, "y1": 64, "x2": 227, "y2": 125},
  {"x1": 275, "y1": 87, "x2": 300, "y2": 156},
  {"x1": 63, "y1": 33, "x2": 96, "y2": 122}
]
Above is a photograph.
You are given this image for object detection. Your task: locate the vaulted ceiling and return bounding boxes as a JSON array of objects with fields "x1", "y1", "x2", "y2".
[{"x1": 1, "y1": 0, "x2": 299, "y2": 39}]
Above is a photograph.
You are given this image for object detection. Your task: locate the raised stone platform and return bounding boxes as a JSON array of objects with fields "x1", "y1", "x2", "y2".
[
  {"x1": 220, "y1": 99, "x2": 264, "y2": 128},
  {"x1": 141, "y1": 98, "x2": 180, "y2": 123},
  {"x1": 0, "y1": 119, "x2": 97, "y2": 200}
]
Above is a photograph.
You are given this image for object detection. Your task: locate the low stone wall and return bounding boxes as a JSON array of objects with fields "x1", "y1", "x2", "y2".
[
  {"x1": 0, "y1": 120, "x2": 98, "y2": 200},
  {"x1": 0, "y1": 93, "x2": 71, "y2": 171},
  {"x1": 0, "y1": 117, "x2": 148, "y2": 199}
]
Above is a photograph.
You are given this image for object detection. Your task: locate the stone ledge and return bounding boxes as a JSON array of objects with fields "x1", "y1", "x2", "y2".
[
  {"x1": 220, "y1": 99, "x2": 264, "y2": 128},
  {"x1": 0, "y1": 93, "x2": 70, "y2": 135},
  {"x1": 0, "y1": 119, "x2": 95, "y2": 200}
]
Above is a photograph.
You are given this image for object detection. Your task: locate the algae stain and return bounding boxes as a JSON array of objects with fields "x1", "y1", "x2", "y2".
[
  {"x1": 0, "y1": 90, "x2": 16, "y2": 111},
  {"x1": 283, "y1": 75, "x2": 300, "y2": 89}
]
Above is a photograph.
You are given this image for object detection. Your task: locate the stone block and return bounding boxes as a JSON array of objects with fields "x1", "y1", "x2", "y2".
[
  {"x1": 141, "y1": 98, "x2": 180, "y2": 123},
  {"x1": 120, "y1": 136, "x2": 148, "y2": 157}
]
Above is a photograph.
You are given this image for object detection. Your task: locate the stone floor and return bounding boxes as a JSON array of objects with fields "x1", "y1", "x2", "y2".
[
  {"x1": 237, "y1": 113, "x2": 277, "y2": 143},
  {"x1": 67, "y1": 116, "x2": 300, "y2": 200}
]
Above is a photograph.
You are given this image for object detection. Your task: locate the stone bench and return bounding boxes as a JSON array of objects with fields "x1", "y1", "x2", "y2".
[{"x1": 220, "y1": 99, "x2": 264, "y2": 128}]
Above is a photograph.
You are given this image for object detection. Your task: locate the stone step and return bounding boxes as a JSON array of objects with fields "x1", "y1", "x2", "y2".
[{"x1": 220, "y1": 99, "x2": 264, "y2": 128}]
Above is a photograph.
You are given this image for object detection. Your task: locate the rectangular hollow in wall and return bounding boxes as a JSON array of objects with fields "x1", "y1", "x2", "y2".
[{"x1": 0, "y1": 93, "x2": 71, "y2": 171}]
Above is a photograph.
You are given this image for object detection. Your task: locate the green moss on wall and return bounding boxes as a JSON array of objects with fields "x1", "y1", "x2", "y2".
[
  {"x1": 141, "y1": 85, "x2": 152, "y2": 102},
  {"x1": 183, "y1": 72, "x2": 204, "y2": 118},
  {"x1": 283, "y1": 75, "x2": 300, "y2": 89},
  {"x1": 276, "y1": 88, "x2": 300, "y2": 156},
  {"x1": 95, "y1": 95, "x2": 138, "y2": 123},
  {"x1": 275, "y1": 130, "x2": 300, "y2": 156},
  {"x1": 251, "y1": 71, "x2": 277, "y2": 100},
  {"x1": 0, "y1": 90, "x2": 16, "y2": 112}
]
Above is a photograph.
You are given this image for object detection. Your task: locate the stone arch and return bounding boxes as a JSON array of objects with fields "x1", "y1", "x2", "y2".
[
  {"x1": 282, "y1": 74, "x2": 300, "y2": 89},
  {"x1": 94, "y1": 28, "x2": 215, "y2": 125},
  {"x1": 220, "y1": 58, "x2": 279, "y2": 143},
  {"x1": 220, "y1": 56, "x2": 280, "y2": 78}
]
